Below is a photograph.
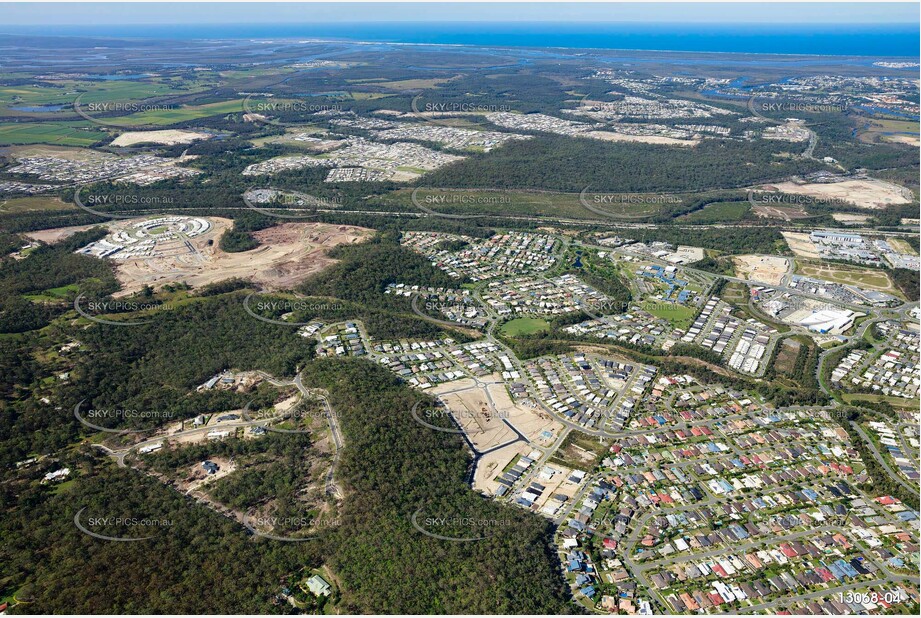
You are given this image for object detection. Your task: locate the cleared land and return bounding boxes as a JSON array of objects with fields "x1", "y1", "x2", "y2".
[
  {"x1": 110, "y1": 129, "x2": 212, "y2": 147},
  {"x1": 781, "y1": 231, "x2": 821, "y2": 259},
  {"x1": 889, "y1": 238, "x2": 917, "y2": 256},
  {"x1": 25, "y1": 223, "x2": 97, "y2": 243},
  {"x1": 0, "y1": 196, "x2": 76, "y2": 213},
  {"x1": 0, "y1": 121, "x2": 107, "y2": 146},
  {"x1": 78, "y1": 217, "x2": 372, "y2": 296},
  {"x1": 733, "y1": 254, "x2": 789, "y2": 286},
  {"x1": 585, "y1": 130, "x2": 699, "y2": 146},
  {"x1": 430, "y1": 377, "x2": 564, "y2": 495},
  {"x1": 752, "y1": 203, "x2": 811, "y2": 221},
  {"x1": 766, "y1": 178, "x2": 912, "y2": 210},
  {"x1": 843, "y1": 393, "x2": 921, "y2": 408}
]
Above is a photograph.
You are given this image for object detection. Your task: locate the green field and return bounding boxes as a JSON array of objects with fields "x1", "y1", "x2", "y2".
[
  {"x1": 113, "y1": 99, "x2": 245, "y2": 126},
  {"x1": 843, "y1": 393, "x2": 919, "y2": 409},
  {"x1": 0, "y1": 78, "x2": 211, "y2": 117},
  {"x1": 376, "y1": 188, "x2": 690, "y2": 220},
  {"x1": 500, "y1": 317, "x2": 551, "y2": 336},
  {"x1": 0, "y1": 196, "x2": 76, "y2": 213},
  {"x1": 680, "y1": 201, "x2": 750, "y2": 223},
  {"x1": 0, "y1": 121, "x2": 107, "y2": 146},
  {"x1": 796, "y1": 260, "x2": 898, "y2": 295},
  {"x1": 641, "y1": 300, "x2": 697, "y2": 330}
]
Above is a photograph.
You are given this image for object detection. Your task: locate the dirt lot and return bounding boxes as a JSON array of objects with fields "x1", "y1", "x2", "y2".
[
  {"x1": 733, "y1": 255, "x2": 789, "y2": 285},
  {"x1": 472, "y1": 442, "x2": 531, "y2": 496},
  {"x1": 883, "y1": 134, "x2": 921, "y2": 147},
  {"x1": 431, "y1": 376, "x2": 564, "y2": 496},
  {"x1": 111, "y1": 218, "x2": 372, "y2": 296},
  {"x1": 888, "y1": 238, "x2": 917, "y2": 256},
  {"x1": 752, "y1": 204, "x2": 810, "y2": 221},
  {"x1": 766, "y1": 179, "x2": 912, "y2": 210},
  {"x1": 435, "y1": 379, "x2": 517, "y2": 452},
  {"x1": 586, "y1": 130, "x2": 699, "y2": 146},
  {"x1": 184, "y1": 455, "x2": 236, "y2": 492},
  {"x1": 111, "y1": 129, "x2": 211, "y2": 147},
  {"x1": 431, "y1": 377, "x2": 563, "y2": 453},
  {"x1": 25, "y1": 223, "x2": 97, "y2": 243},
  {"x1": 781, "y1": 231, "x2": 821, "y2": 259}
]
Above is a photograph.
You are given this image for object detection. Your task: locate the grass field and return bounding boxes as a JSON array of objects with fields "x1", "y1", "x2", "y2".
[
  {"x1": 116, "y1": 99, "x2": 244, "y2": 125},
  {"x1": 1, "y1": 78, "x2": 211, "y2": 117},
  {"x1": 843, "y1": 393, "x2": 920, "y2": 409},
  {"x1": 374, "y1": 188, "x2": 678, "y2": 221},
  {"x1": 23, "y1": 283, "x2": 80, "y2": 302},
  {"x1": 857, "y1": 117, "x2": 920, "y2": 145},
  {"x1": 0, "y1": 121, "x2": 107, "y2": 146},
  {"x1": 641, "y1": 300, "x2": 697, "y2": 330},
  {"x1": 680, "y1": 201, "x2": 750, "y2": 223},
  {"x1": 771, "y1": 337, "x2": 801, "y2": 376},
  {"x1": 0, "y1": 196, "x2": 75, "y2": 213},
  {"x1": 796, "y1": 260, "x2": 898, "y2": 295},
  {"x1": 500, "y1": 317, "x2": 550, "y2": 336}
]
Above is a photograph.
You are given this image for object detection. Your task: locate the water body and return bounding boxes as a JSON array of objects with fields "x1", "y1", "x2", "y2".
[
  {"x1": 853, "y1": 105, "x2": 920, "y2": 121},
  {"x1": 10, "y1": 103, "x2": 67, "y2": 112},
  {"x1": 7, "y1": 22, "x2": 919, "y2": 57},
  {"x1": 83, "y1": 73, "x2": 154, "y2": 80}
]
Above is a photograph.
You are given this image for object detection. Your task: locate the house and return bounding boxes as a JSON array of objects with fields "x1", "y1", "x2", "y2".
[
  {"x1": 202, "y1": 461, "x2": 219, "y2": 474},
  {"x1": 42, "y1": 468, "x2": 71, "y2": 483},
  {"x1": 305, "y1": 574, "x2": 331, "y2": 597}
]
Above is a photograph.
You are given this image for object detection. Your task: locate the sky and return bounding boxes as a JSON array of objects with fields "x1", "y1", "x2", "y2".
[{"x1": 0, "y1": 2, "x2": 917, "y2": 26}]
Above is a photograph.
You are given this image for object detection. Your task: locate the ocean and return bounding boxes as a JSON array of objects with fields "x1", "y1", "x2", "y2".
[{"x1": 5, "y1": 22, "x2": 919, "y2": 58}]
